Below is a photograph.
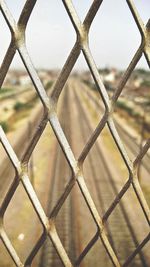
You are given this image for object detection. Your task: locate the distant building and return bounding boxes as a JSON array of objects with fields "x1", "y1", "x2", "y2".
[
  {"x1": 103, "y1": 68, "x2": 118, "y2": 84},
  {"x1": 133, "y1": 77, "x2": 143, "y2": 88},
  {"x1": 104, "y1": 72, "x2": 115, "y2": 83},
  {"x1": 19, "y1": 75, "x2": 31, "y2": 86}
]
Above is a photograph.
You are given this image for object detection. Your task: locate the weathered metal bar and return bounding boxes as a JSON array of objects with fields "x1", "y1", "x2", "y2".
[{"x1": 0, "y1": 0, "x2": 149, "y2": 266}]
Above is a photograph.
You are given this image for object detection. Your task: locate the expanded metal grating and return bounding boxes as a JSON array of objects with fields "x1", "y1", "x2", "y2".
[{"x1": 0, "y1": 0, "x2": 150, "y2": 266}]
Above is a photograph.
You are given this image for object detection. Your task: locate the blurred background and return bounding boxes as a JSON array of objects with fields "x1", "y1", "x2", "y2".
[{"x1": 0, "y1": 1, "x2": 150, "y2": 267}]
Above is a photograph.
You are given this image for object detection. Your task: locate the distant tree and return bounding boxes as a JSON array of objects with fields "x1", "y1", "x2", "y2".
[{"x1": 14, "y1": 101, "x2": 25, "y2": 111}]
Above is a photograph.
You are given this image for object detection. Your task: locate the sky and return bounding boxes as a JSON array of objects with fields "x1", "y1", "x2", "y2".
[{"x1": 0, "y1": 0, "x2": 150, "y2": 71}]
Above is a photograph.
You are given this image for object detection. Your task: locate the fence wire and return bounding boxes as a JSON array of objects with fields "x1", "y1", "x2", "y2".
[{"x1": 0, "y1": 0, "x2": 150, "y2": 266}]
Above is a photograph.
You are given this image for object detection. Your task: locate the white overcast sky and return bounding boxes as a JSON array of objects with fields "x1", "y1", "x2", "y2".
[{"x1": 0, "y1": 0, "x2": 150, "y2": 70}]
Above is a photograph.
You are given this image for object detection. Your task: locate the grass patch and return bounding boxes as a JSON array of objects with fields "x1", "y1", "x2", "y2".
[
  {"x1": 1, "y1": 80, "x2": 53, "y2": 134},
  {"x1": 141, "y1": 80, "x2": 150, "y2": 87},
  {"x1": 0, "y1": 88, "x2": 13, "y2": 95},
  {"x1": 0, "y1": 121, "x2": 10, "y2": 133},
  {"x1": 13, "y1": 101, "x2": 33, "y2": 111},
  {"x1": 116, "y1": 100, "x2": 150, "y2": 138},
  {"x1": 116, "y1": 100, "x2": 133, "y2": 115}
]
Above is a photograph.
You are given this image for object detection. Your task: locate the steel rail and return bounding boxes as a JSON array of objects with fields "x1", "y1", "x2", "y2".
[
  {"x1": 82, "y1": 83, "x2": 150, "y2": 173},
  {"x1": 40, "y1": 87, "x2": 77, "y2": 267},
  {"x1": 73, "y1": 85, "x2": 148, "y2": 267}
]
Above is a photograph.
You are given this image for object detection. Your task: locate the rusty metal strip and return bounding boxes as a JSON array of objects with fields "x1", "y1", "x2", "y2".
[{"x1": 0, "y1": 0, "x2": 149, "y2": 266}]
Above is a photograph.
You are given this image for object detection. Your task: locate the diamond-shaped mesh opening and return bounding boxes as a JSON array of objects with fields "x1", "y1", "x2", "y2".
[
  {"x1": 28, "y1": 124, "x2": 56, "y2": 211},
  {"x1": 56, "y1": 55, "x2": 105, "y2": 161},
  {"x1": 26, "y1": 0, "x2": 75, "y2": 71},
  {"x1": 89, "y1": 0, "x2": 141, "y2": 70},
  {"x1": 4, "y1": 183, "x2": 43, "y2": 262}
]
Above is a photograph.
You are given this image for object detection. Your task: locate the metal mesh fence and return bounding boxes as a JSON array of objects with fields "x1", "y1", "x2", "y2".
[{"x1": 0, "y1": 0, "x2": 149, "y2": 266}]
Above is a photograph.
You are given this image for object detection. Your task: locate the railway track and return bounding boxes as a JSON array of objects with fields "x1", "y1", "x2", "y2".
[
  {"x1": 81, "y1": 83, "x2": 150, "y2": 173},
  {"x1": 73, "y1": 86, "x2": 148, "y2": 267},
  {"x1": 39, "y1": 80, "x2": 149, "y2": 266},
  {"x1": 40, "y1": 86, "x2": 77, "y2": 267},
  {"x1": 0, "y1": 79, "x2": 149, "y2": 266}
]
